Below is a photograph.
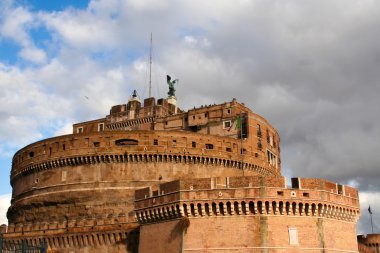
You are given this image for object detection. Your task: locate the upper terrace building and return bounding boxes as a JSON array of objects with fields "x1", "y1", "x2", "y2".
[{"x1": 2, "y1": 87, "x2": 360, "y2": 253}]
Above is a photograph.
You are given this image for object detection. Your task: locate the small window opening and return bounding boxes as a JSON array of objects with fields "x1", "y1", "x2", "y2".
[
  {"x1": 277, "y1": 191, "x2": 284, "y2": 196},
  {"x1": 192, "y1": 115, "x2": 195, "y2": 119},
  {"x1": 98, "y1": 123, "x2": 104, "y2": 132},
  {"x1": 205, "y1": 143, "x2": 214, "y2": 150},
  {"x1": 241, "y1": 148, "x2": 246, "y2": 154},
  {"x1": 303, "y1": 192, "x2": 310, "y2": 197},
  {"x1": 35, "y1": 178, "x2": 39, "y2": 183},
  {"x1": 115, "y1": 139, "x2": 138, "y2": 146},
  {"x1": 62, "y1": 144, "x2": 66, "y2": 150},
  {"x1": 288, "y1": 227, "x2": 298, "y2": 245},
  {"x1": 93, "y1": 142, "x2": 100, "y2": 147},
  {"x1": 172, "y1": 140, "x2": 177, "y2": 147},
  {"x1": 192, "y1": 141, "x2": 196, "y2": 148},
  {"x1": 77, "y1": 127, "x2": 83, "y2": 134},
  {"x1": 153, "y1": 139, "x2": 158, "y2": 145},
  {"x1": 337, "y1": 184, "x2": 343, "y2": 194},
  {"x1": 226, "y1": 147, "x2": 232, "y2": 152},
  {"x1": 227, "y1": 109, "x2": 231, "y2": 114},
  {"x1": 205, "y1": 112, "x2": 208, "y2": 118},
  {"x1": 28, "y1": 152, "x2": 34, "y2": 158},
  {"x1": 257, "y1": 124, "x2": 262, "y2": 137},
  {"x1": 223, "y1": 121, "x2": 232, "y2": 129}
]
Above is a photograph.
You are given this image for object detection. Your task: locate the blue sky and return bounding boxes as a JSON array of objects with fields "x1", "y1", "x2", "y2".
[
  {"x1": 0, "y1": 0, "x2": 380, "y2": 234},
  {"x1": 21, "y1": 0, "x2": 89, "y2": 11},
  {"x1": 0, "y1": 0, "x2": 89, "y2": 194}
]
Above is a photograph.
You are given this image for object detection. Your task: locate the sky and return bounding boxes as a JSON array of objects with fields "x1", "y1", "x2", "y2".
[{"x1": 0, "y1": 0, "x2": 379, "y2": 235}]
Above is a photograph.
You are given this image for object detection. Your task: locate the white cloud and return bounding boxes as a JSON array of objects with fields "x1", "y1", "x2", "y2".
[
  {"x1": 0, "y1": 5, "x2": 33, "y2": 43},
  {"x1": 0, "y1": 194, "x2": 10, "y2": 225},
  {"x1": 19, "y1": 45, "x2": 47, "y2": 64},
  {"x1": 0, "y1": 2, "x2": 48, "y2": 64}
]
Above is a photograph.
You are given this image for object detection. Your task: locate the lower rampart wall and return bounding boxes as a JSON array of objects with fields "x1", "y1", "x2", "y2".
[
  {"x1": 358, "y1": 234, "x2": 380, "y2": 253},
  {"x1": 0, "y1": 222, "x2": 139, "y2": 253},
  {"x1": 139, "y1": 214, "x2": 359, "y2": 253},
  {"x1": 136, "y1": 176, "x2": 360, "y2": 253}
]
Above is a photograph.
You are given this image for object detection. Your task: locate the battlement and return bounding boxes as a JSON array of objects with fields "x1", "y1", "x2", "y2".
[{"x1": 135, "y1": 176, "x2": 360, "y2": 224}]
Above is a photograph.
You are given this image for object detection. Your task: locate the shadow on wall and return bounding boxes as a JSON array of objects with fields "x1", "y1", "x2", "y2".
[{"x1": 169, "y1": 216, "x2": 190, "y2": 243}]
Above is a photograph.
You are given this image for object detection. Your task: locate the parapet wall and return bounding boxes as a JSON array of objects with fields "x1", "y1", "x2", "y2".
[
  {"x1": 0, "y1": 221, "x2": 139, "y2": 253},
  {"x1": 136, "y1": 176, "x2": 360, "y2": 253},
  {"x1": 12, "y1": 130, "x2": 279, "y2": 183},
  {"x1": 358, "y1": 234, "x2": 380, "y2": 253},
  {"x1": 135, "y1": 176, "x2": 360, "y2": 224}
]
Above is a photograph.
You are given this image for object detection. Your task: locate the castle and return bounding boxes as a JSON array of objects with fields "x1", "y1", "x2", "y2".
[{"x1": 1, "y1": 87, "x2": 363, "y2": 252}]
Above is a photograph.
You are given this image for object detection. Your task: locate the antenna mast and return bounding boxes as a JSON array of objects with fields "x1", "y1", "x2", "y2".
[{"x1": 149, "y1": 32, "x2": 152, "y2": 98}]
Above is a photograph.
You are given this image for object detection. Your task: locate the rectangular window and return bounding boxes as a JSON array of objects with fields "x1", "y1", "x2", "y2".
[
  {"x1": 93, "y1": 142, "x2": 100, "y2": 147},
  {"x1": 172, "y1": 140, "x2": 177, "y2": 147},
  {"x1": 62, "y1": 171, "x2": 67, "y2": 182},
  {"x1": 192, "y1": 141, "x2": 196, "y2": 148},
  {"x1": 153, "y1": 139, "x2": 158, "y2": 145},
  {"x1": 257, "y1": 124, "x2": 262, "y2": 137},
  {"x1": 205, "y1": 143, "x2": 214, "y2": 150},
  {"x1": 223, "y1": 120, "x2": 232, "y2": 129},
  {"x1": 77, "y1": 127, "x2": 83, "y2": 134},
  {"x1": 98, "y1": 123, "x2": 104, "y2": 132},
  {"x1": 288, "y1": 227, "x2": 298, "y2": 245},
  {"x1": 226, "y1": 147, "x2": 232, "y2": 152}
]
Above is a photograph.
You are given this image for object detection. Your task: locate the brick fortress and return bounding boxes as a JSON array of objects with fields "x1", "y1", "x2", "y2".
[{"x1": 1, "y1": 87, "x2": 361, "y2": 252}]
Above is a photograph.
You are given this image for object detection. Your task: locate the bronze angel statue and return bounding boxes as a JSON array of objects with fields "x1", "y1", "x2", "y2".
[{"x1": 167, "y1": 75, "x2": 177, "y2": 97}]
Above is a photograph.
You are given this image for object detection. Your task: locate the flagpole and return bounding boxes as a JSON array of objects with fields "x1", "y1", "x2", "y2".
[
  {"x1": 149, "y1": 32, "x2": 152, "y2": 98},
  {"x1": 369, "y1": 205, "x2": 374, "y2": 233}
]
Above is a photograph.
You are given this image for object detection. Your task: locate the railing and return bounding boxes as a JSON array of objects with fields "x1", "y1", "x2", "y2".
[{"x1": 0, "y1": 237, "x2": 46, "y2": 253}]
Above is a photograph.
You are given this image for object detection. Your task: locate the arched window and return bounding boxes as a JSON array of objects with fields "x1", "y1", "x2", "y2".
[{"x1": 115, "y1": 139, "x2": 138, "y2": 146}]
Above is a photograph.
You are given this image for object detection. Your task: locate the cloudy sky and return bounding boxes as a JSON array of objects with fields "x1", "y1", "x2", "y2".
[{"x1": 0, "y1": 0, "x2": 379, "y2": 234}]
